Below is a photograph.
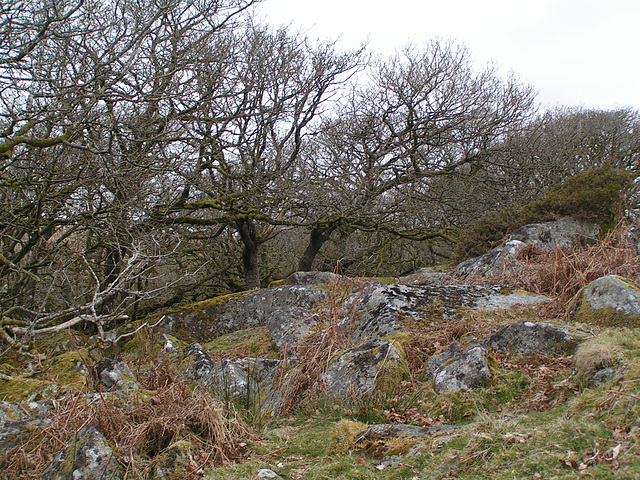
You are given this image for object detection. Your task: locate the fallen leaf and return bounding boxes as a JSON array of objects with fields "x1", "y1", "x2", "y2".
[{"x1": 605, "y1": 444, "x2": 622, "y2": 461}]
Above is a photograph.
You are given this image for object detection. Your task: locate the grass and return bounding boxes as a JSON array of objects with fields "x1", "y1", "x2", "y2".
[
  {"x1": 5, "y1": 224, "x2": 640, "y2": 479},
  {"x1": 200, "y1": 310, "x2": 640, "y2": 480}
]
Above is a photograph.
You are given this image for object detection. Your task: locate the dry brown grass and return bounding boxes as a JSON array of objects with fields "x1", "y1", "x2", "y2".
[
  {"x1": 1, "y1": 355, "x2": 255, "y2": 480},
  {"x1": 272, "y1": 272, "x2": 366, "y2": 415},
  {"x1": 460, "y1": 222, "x2": 640, "y2": 318}
]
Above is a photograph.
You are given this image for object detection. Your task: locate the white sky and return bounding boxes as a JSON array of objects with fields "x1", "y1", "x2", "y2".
[{"x1": 253, "y1": 0, "x2": 640, "y2": 112}]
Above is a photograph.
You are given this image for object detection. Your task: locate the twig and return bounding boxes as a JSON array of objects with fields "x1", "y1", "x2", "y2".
[{"x1": 11, "y1": 314, "x2": 129, "y2": 336}]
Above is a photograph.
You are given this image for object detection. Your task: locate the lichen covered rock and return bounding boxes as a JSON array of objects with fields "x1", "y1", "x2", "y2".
[
  {"x1": 323, "y1": 339, "x2": 408, "y2": 397},
  {"x1": 266, "y1": 307, "x2": 319, "y2": 352},
  {"x1": 160, "y1": 285, "x2": 325, "y2": 342},
  {"x1": 486, "y1": 321, "x2": 591, "y2": 355},
  {"x1": 350, "y1": 283, "x2": 548, "y2": 341},
  {"x1": 40, "y1": 424, "x2": 123, "y2": 480},
  {"x1": 455, "y1": 218, "x2": 599, "y2": 277},
  {"x1": 428, "y1": 339, "x2": 492, "y2": 392},
  {"x1": 575, "y1": 275, "x2": 640, "y2": 326}
]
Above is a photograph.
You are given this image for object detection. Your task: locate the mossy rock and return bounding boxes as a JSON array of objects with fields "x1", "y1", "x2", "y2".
[
  {"x1": 201, "y1": 326, "x2": 280, "y2": 360},
  {"x1": 0, "y1": 376, "x2": 61, "y2": 403},
  {"x1": 45, "y1": 348, "x2": 90, "y2": 388},
  {"x1": 574, "y1": 275, "x2": 640, "y2": 327},
  {"x1": 323, "y1": 340, "x2": 409, "y2": 398}
]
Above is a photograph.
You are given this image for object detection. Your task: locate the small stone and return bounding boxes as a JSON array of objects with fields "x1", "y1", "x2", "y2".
[{"x1": 257, "y1": 468, "x2": 285, "y2": 479}]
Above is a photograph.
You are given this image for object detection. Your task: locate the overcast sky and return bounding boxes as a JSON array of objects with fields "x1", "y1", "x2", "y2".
[{"x1": 254, "y1": 0, "x2": 640, "y2": 112}]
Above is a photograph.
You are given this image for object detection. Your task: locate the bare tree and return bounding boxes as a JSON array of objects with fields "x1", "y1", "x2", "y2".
[
  {"x1": 296, "y1": 40, "x2": 535, "y2": 271},
  {"x1": 0, "y1": 0, "x2": 260, "y2": 338},
  {"x1": 161, "y1": 24, "x2": 363, "y2": 289}
]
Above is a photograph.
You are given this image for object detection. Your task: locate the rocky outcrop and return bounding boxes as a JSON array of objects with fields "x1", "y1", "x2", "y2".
[
  {"x1": 574, "y1": 275, "x2": 640, "y2": 326},
  {"x1": 350, "y1": 283, "x2": 549, "y2": 342},
  {"x1": 322, "y1": 340, "x2": 408, "y2": 398},
  {"x1": 455, "y1": 218, "x2": 599, "y2": 277},
  {"x1": 161, "y1": 285, "x2": 325, "y2": 342},
  {"x1": 426, "y1": 338, "x2": 492, "y2": 392},
  {"x1": 40, "y1": 425, "x2": 123, "y2": 480},
  {"x1": 486, "y1": 321, "x2": 591, "y2": 355}
]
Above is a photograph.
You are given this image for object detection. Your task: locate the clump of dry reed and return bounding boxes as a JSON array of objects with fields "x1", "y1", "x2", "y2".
[
  {"x1": 272, "y1": 271, "x2": 367, "y2": 415},
  {"x1": 489, "y1": 222, "x2": 640, "y2": 317},
  {"x1": 1, "y1": 354, "x2": 254, "y2": 479}
]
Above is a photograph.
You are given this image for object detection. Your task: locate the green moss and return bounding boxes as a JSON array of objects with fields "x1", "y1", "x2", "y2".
[
  {"x1": 163, "y1": 291, "x2": 249, "y2": 316},
  {"x1": 375, "y1": 356, "x2": 410, "y2": 395},
  {"x1": 45, "y1": 348, "x2": 89, "y2": 389},
  {"x1": 33, "y1": 330, "x2": 88, "y2": 358},
  {"x1": 575, "y1": 300, "x2": 640, "y2": 327},
  {"x1": 201, "y1": 327, "x2": 279, "y2": 359},
  {"x1": 0, "y1": 376, "x2": 60, "y2": 402}
]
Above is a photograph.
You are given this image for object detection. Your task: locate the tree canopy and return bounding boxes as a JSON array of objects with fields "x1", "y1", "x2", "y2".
[{"x1": 1, "y1": 0, "x2": 638, "y2": 338}]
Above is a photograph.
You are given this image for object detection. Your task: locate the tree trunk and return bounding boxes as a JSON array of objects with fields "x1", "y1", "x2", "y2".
[
  {"x1": 235, "y1": 219, "x2": 261, "y2": 290},
  {"x1": 298, "y1": 226, "x2": 336, "y2": 272}
]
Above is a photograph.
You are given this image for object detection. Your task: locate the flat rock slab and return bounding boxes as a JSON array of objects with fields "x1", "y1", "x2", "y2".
[
  {"x1": 486, "y1": 321, "x2": 591, "y2": 355},
  {"x1": 160, "y1": 285, "x2": 325, "y2": 342},
  {"x1": 356, "y1": 423, "x2": 460, "y2": 442},
  {"x1": 351, "y1": 284, "x2": 549, "y2": 341}
]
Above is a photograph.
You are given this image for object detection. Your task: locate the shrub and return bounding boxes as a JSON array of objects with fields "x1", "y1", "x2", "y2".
[{"x1": 454, "y1": 165, "x2": 633, "y2": 261}]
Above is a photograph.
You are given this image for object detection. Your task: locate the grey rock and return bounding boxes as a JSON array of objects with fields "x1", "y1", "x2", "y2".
[
  {"x1": 398, "y1": 269, "x2": 448, "y2": 285},
  {"x1": 237, "y1": 357, "x2": 285, "y2": 389},
  {"x1": 455, "y1": 218, "x2": 599, "y2": 277},
  {"x1": 590, "y1": 367, "x2": 623, "y2": 386},
  {"x1": 92, "y1": 354, "x2": 138, "y2": 391},
  {"x1": 576, "y1": 275, "x2": 640, "y2": 326},
  {"x1": 322, "y1": 339, "x2": 407, "y2": 398},
  {"x1": 486, "y1": 321, "x2": 591, "y2": 355},
  {"x1": 185, "y1": 344, "x2": 257, "y2": 399},
  {"x1": 509, "y1": 218, "x2": 599, "y2": 249},
  {"x1": 162, "y1": 334, "x2": 179, "y2": 354},
  {"x1": 429, "y1": 339, "x2": 492, "y2": 392},
  {"x1": 266, "y1": 306, "x2": 319, "y2": 352},
  {"x1": 626, "y1": 226, "x2": 640, "y2": 253},
  {"x1": 161, "y1": 285, "x2": 325, "y2": 343},
  {"x1": 285, "y1": 271, "x2": 342, "y2": 285},
  {"x1": 211, "y1": 358, "x2": 258, "y2": 399},
  {"x1": 40, "y1": 424, "x2": 123, "y2": 480},
  {"x1": 185, "y1": 342, "x2": 216, "y2": 380},
  {"x1": 0, "y1": 401, "x2": 52, "y2": 454},
  {"x1": 257, "y1": 468, "x2": 285, "y2": 479},
  {"x1": 350, "y1": 283, "x2": 548, "y2": 342}
]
